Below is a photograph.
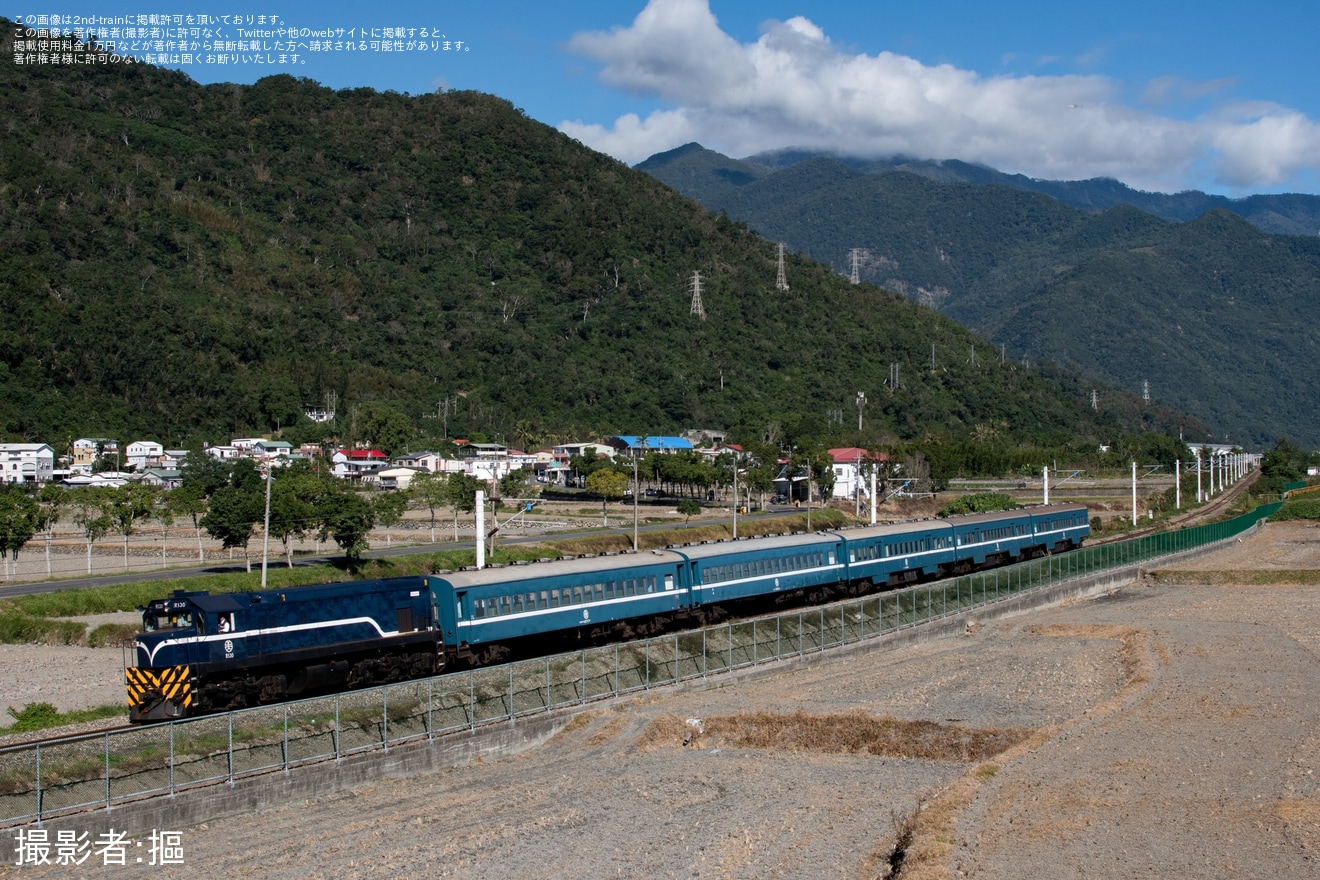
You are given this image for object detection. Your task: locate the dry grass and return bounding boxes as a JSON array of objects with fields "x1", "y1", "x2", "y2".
[
  {"x1": 638, "y1": 711, "x2": 1032, "y2": 763},
  {"x1": 1145, "y1": 569, "x2": 1320, "y2": 586}
]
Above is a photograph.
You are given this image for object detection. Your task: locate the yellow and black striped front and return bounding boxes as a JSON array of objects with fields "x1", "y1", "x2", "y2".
[{"x1": 126, "y1": 665, "x2": 192, "y2": 722}]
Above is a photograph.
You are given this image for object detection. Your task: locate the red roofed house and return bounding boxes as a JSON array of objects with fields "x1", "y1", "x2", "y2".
[
  {"x1": 828, "y1": 447, "x2": 889, "y2": 502},
  {"x1": 332, "y1": 448, "x2": 388, "y2": 480}
]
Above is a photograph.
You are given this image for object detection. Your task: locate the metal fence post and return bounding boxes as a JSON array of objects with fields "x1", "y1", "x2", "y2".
[
  {"x1": 104, "y1": 732, "x2": 111, "y2": 810},
  {"x1": 169, "y1": 723, "x2": 176, "y2": 796},
  {"x1": 696, "y1": 625, "x2": 707, "y2": 680},
  {"x1": 35, "y1": 743, "x2": 42, "y2": 823},
  {"x1": 228, "y1": 712, "x2": 235, "y2": 785}
]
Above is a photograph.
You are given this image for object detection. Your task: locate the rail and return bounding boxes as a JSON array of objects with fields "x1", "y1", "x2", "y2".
[{"x1": 0, "y1": 500, "x2": 1282, "y2": 826}]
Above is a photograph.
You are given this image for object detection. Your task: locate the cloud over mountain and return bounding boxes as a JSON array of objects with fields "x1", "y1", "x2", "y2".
[{"x1": 561, "y1": 0, "x2": 1320, "y2": 194}]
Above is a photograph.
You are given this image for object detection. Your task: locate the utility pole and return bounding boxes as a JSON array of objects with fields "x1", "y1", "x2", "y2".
[
  {"x1": 260, "y1": 464, "x2": 272, "y2": 589},
  {"x1": 1131, "y1": 462, "x2": 1138, "y2": 526},
  {"x1": 856, "y1": 391, "x2": 866, "y2": 431}
]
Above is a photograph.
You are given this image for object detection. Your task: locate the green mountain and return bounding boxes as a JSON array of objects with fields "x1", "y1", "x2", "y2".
[
  {"x1": 638, "y1": 144, "x2": 1320, "y2": 448},
  {"x1": 646, "y1": 144, "x2": 1320, "y2": 236},
  {"x1": 0, "y1": 23, "x2": 1187, "y2": 452}
]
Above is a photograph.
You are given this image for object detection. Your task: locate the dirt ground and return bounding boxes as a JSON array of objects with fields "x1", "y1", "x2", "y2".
[{"x1": 3, "y1": 521, "x2": 1319, "y2": 878}]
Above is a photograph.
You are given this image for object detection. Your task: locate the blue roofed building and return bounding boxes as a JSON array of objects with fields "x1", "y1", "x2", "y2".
[{"x1": 606, "y1": 436, "x2": 696, "y2": 458}]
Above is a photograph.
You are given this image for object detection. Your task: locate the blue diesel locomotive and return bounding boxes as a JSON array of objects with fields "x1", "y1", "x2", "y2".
[{"x1": 126, "y1": 503, "x2": 1088, "y2": 721}]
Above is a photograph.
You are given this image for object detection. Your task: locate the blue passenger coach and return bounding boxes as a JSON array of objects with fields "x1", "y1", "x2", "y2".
[
  {"x1": 836, "y1": 519, "x2": 958, "y2": 587},
  {"x1": 427, "y1": 550, "x2": 691, "y2": 664},
  {"x1": 674, "y1": 532, "x2": 845, "y2": 605}
]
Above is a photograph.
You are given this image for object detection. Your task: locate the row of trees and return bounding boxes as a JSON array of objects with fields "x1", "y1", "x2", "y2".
[{"x1": 0, "y1": 455, "x2": 535, "y2": 578}]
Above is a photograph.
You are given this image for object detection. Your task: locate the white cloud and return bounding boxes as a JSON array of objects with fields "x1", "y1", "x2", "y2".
[{"x1": 561, "y1": 0, "x2": 1320, "y2": 194}]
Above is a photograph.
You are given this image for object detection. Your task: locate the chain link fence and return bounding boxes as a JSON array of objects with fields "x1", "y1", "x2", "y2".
[{"x1": 0, "y1": 501, "x2": 1282, "y2": 826}]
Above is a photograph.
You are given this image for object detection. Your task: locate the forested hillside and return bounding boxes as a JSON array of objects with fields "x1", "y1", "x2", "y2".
[
  {"x1": 0, "y1": 22, "x2": 1186, "y2": 451},
  {"x1": 640, "y1": 144, "x2": 1320, "y2": 447}
]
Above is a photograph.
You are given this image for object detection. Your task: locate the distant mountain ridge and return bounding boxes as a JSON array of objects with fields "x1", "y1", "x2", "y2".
[
  {"x1": 639, "y1": 143, "x2": 1320, "y2": 236},
  {"x1": 637, "y1": 144, "x2": 1320, "y2": 448}
]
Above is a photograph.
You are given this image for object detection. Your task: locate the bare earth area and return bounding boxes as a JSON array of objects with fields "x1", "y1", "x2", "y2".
[{"x1": 4, "y1": 522, "x2": 1319, "y2": 878}]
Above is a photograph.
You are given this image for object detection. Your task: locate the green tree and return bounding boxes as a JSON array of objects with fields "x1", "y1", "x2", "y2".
[
  {"x1": 70, "y1": 488, "x2": 113, "y2": 575},
  {"x1": 1257, "y1": 438, "x2": 1310, "y2": 497},
  {"x1": 105, "y1": 484, "x2": 158, "y2": 570},
  {"x1": 444, "y1": 473, "x2": 486, "y2": 541},
  {"x1": 180, "y1": 449, "x2": 232, "y2": 498},
  {"x1": 318, "y1": 489, "x2": 375, "y2": 567},
  {"x1": 36, "y1": 483, "x2": 70, "y2": 578},
  {"x1": 165, "y1": 480, "x2": 210, "y2": 561},
  {"x1": 267, "y1": 462, "x2": 322, "y2": 567},
  {"x1": 361, "y1": 405, "x2": 415, "y2": 457},
  {"x1": 498, "y1": 467, "x2": 534, "y2": 499},
  {"x1": 676, "y1": 498, "x2": 701, "y2": 523},
  {"x1": 373, "y1": 487, "x2": 410, "y2": 547},
  {"x1": 409, "y1": 471, "x2": 448, "y2": 542},
  {"x1": 587, "y1": 469, "x2": 629, "y2": 526},
  {"x1": 0, "y1": 486, "x2": 40, "y2": 580},
  {"x1": 201, "y1": 482, "x2": 263, "y2": 572},
  {"x1": 739, "y1": 440, "x2": 780, "y2": 509}
]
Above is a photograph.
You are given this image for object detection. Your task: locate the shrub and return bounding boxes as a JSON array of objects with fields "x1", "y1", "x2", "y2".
[
  {"x1": 6, "y1": 702, "x2": 61, "y2": 733},
  {"x1": 939, "y1": 493, "x2": 1019, "y2": 517}
]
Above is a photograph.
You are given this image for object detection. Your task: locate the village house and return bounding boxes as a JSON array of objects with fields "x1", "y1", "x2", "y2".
[
  {"x1": 828, "y1": 447, "x2": 889, "y2": 501},
  {"x1": 0, "y1": 443, "x2": 55, "y2": 484},
  {"x1": 125, "y1": 440, "x2": 165, "y2": 471},
  {"x1": 72, "y1": 437, "x2": 118, "y2": 474}
]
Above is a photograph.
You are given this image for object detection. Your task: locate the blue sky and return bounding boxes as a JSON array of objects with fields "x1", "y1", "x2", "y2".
[{"x1": 22, "y1": 0, "x2": 1320, "y2": 194}]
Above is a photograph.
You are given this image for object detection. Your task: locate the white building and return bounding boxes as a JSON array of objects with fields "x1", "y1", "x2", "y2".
[
  {"x1": 125, "y1": 440, "x2": 165, "y2": 471},
  {"x1": 0, "y1": 443, "x2": 54, "y2": 484},
  {"x1": 828, "y1": 447, "x2": 890, "y2": 501}
]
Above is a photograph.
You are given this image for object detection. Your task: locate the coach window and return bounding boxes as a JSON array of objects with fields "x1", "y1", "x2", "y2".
[
  {"x1": 512, "y1": 594, "x2": 524, "y2": 614},
  {"x1": 572, "y1": 586, "x2": 583, "y2": 604},
  {"x1": 500, "y1": 595, "x2": 512, "y2": 615}
]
